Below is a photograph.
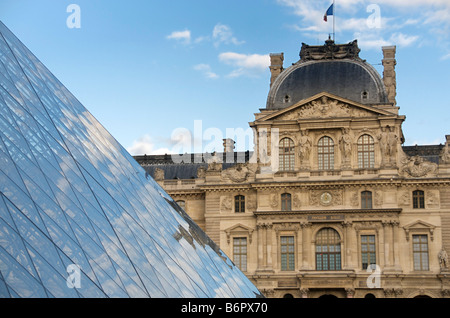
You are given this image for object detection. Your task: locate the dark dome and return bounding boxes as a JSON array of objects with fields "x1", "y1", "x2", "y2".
[{"x1": 266, "y1": 40, "x2": 389, "y2": 109}]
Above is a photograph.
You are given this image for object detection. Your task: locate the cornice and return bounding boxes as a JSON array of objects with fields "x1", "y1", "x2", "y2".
[{"x1": 254, "y1": 208, "x2": 402, "y2": 217}]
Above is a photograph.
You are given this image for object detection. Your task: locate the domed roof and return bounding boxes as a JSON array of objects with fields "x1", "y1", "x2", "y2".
[{"x1": 266, "y1": 39, "x2": 389, "y2": 109}]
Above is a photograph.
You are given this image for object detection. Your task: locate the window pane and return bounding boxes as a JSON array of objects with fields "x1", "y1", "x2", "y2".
[
  {"x1": 318, "y1": 137, "x2": 334, "y2": 170},
  {"x1": 357, "y1": 135, "x2": 375, "y2": 169},
  {"x1": 281, "y1": 236, "x2": 295, "y2": 271},
  {"x1": 315, "y1": 228, "x2": 341, "y2": 271},
  {"x1": 279, "y1": 138, "x2": 295, "y2": 171},
  {"x1": 233, "y1": 237, "x2": 247, "y2": 271}
]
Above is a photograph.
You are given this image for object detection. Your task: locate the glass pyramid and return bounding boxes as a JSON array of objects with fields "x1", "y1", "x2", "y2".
[{"x1": 0, "y1": 21, "x2": 262, "y2": 298}]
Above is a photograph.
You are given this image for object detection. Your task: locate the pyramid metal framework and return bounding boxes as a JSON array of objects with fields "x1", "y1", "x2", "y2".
[{"x1": 0, "y1": 21, "x2": 262, "y2": 298}]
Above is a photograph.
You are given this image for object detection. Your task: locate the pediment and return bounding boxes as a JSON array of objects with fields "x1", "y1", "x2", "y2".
[
  {"x1": 257, "y1": 92, "x2": 394, "y2": 122},
  {"x1": 224, "y1": 223, "x2": 254, "y2": 244},
  {"x1": 403, "y1": 220, "x2": 436, "y2": 230},
  {"x1": 403, "y1": 220, "x2": 436, "y2": 241}
]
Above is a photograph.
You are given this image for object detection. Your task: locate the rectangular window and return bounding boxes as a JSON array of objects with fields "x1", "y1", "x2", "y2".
[
  {"x1": 280, "y1": 236, "x2": 295, "y2": 271},
  {"x1": 233, "y1": 237, "x2": 247, "y2": 272},
  {"x1": 413, "y1": 190, "x2": 425, "y2": 209},
  {"x1": 281, "y1": 193, "x2": 291, "y2": 211},
  {"x1": 361, "y1": 191, "x2": 372, "y2": 209},
  {"x1": 235, "y1": 195, "x2": 245, "y2": 213},
  {"x1": 361, "y1": 235, "x2": 376, "y2": 269},
  {"x1": 413, "y1": 235, "x2": 429, "y2": 271}
]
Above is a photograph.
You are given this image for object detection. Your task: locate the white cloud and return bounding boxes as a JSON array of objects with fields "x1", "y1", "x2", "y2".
[
  {"x1": 127, "y1": 135, "x2": 173, "y2": 156},
  {"x1": 193, "y1": 64, "x2": 219, "y2": 79},
  {"x1": 218, "y1": 52, "x2": 270, "y2": 77},
  {"x1": 166, "y1": 30, "x2": 191, "y2": 44},
  {"x1": 212, "y1": 23, "x2": 245, "y2": 47}
]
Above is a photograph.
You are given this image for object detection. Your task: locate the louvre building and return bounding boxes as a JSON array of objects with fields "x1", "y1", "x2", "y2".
[
  {"x1": 137, "y1": 39, "x2": 450, "y2": 298},
  {"x1": 0, "y1": 21, "x2": 263, "y2": 298}
]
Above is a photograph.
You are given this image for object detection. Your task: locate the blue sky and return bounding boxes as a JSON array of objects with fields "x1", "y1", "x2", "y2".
[{"x1": 1, "y1": 0, "x2": 449, "y2": 155}]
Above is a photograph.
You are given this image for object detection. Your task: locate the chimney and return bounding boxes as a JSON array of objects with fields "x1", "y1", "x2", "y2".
[
  {"x1": 223, "y1": 138, "x2": 235, "y2": 153},
  {"x1": 269, "y1": 53, "x2": 284, "y2": 87},
  {"x1": 382, "y1": 46, "x2": 397, "y2": 105}
]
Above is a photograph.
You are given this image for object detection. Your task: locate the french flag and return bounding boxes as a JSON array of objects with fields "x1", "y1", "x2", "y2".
[{"x1": 324, "y1": 3, "x2": 334, "y2": 22}]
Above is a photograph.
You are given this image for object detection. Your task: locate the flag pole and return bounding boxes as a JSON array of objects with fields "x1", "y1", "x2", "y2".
[{"x1": 333, "y1": 0, "x2": 335, "y2": 42}]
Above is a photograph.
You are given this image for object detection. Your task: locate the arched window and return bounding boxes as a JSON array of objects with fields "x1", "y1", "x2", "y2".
[
  {"x1": 357, "y1": 134, "x2": 375, "y2": 169},
  {"x1": 413, "y1": 190, "x2": 425, "y2": 209},
  {"x1": 281, "y1": 193, "x2": 292, "y2": 211},
  {"x1": 316, "y1": 228, "x2": 341, "y2": 271},
  {"x1": 235, "y1": 195, "x2": 245, "y2": 213},
  {"x1": 318, "y1": 136, "x2": 334, "y2": 170},
  {"x1": 279, "y1": 138, "x2": 295, "y2": 171},
  {"x1": 361, "y1": 191, "x2": 372, "y2": 209}
]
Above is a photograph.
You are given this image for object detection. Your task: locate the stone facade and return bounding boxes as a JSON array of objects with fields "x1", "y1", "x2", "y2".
[{"x1": 135, "y1": 40, "x2": 450, "y2": 298}]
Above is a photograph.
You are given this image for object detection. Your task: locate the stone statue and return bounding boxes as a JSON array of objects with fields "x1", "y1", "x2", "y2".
[
  {"x1": 299, "y1": 130, "x2": 312, "y2": 163},
  {"x1": 378, "y1": 126, "x2": 398, "y2": 166},
  {"x1": 339, "y1": 128, "x2": 352, "y2": 164},
  {"x1": 207, "y1": 152, "x2": 222, "y2": 171},
  {"x1": 154, "y1": 168, "x2": 164, "y2": 181},
  {"x1": 439, "y1": 248, "x2": 449, "y2": 270}
]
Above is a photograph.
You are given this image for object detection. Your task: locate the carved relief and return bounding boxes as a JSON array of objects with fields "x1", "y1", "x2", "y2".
[
  {"x1": 400, "y1": 155, "x2": 437, "y2": 177},
  {"x1": 197, "y1": 166, "x2": 206, "y2": 178},
  {"x1": 247, "y1": 196, "x2": 257, "y2": 211},
  {"x1": 293, "y1": 194, "x2": 301, "y2": 209},
  {"x1": 350, "y1": 192, "x2": 359, "y2": 207},
  {"x1": 398, "y1": 192, "x2": 410, "y2": 206},
  {"x1": 426, "y1": 190, "x2": 440, "y2": 208},
  {"x1": 277, "y1": 96, "x2": 375, "y2": 121},
  {"x1": 375, "y1": 191, "x2": 383, "y2": 206},
  {"x1": 310, "y1": 190, "x2": 343, "y2": 206},
  {"x1": 221, "y1": 196, "x2": 232, "y2": 211},
  {"x1": 223, "y1": 162, "x2": 256, "y2": 183},
  {"x1": 270, "y1": 193, "x2": 279, "y2": 209}
]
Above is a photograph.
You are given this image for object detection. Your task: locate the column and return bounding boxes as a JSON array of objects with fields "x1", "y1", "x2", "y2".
[
  {"x1": 343, "y1": 221, "x2": 354, "y2": 269},
  {"x1": 300, "y1": 222, "x2": 312, "y2": 270},
  {"x1": 382, "y1": 220, "x2": 392, "y2": 269}
]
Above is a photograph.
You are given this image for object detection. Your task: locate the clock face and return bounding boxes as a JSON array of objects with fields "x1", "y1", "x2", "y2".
[{"x1": 320, "y1": 192, "x2": 332, "y2": 205}]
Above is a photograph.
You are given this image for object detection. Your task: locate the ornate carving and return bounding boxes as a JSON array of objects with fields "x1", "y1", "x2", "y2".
[
  {"x1": 277, "y1": 96, "x2": 375, "y2": 121},
  {"x1": 398, "y1": 192, "x2": 410, "y2": 206},
  {"x1": 375, "y1": 191, "x2": 383, "y2": 206},
  {"x1": 350, "y1": 192, "x2": 359, "y2": 207},
  {"x1": 293, "y1": 194, "x2": 301, "y2": 209},
  {"x1": 400, "y1": 155, "x2": 437, "y2": 177},
  {"x1": 221, "y1": 196, "x2": 232, "y2": 211},
  {"x1": 223, "y1": 162, "x2": 256, "y2": 183},
  {"x1": 310, "y1": 190, "x2": 342, "y2": 206},
  {"x1": 197, "y1": 166, "x2": 206, "y2": 178},
  {"x1": 300, "y1": 39, "x2": 361, "y2": 61},
  {"x1": 247, "y1": 196, "x2": 257, "y2": 211},
  {"x1": 270, "y1": 193, "x2": 279, "y2": 209}
]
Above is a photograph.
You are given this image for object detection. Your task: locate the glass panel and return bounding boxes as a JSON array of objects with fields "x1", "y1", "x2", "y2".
[{"x1": 0, "y1": 21, "x2": 262, "y2": 298}]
